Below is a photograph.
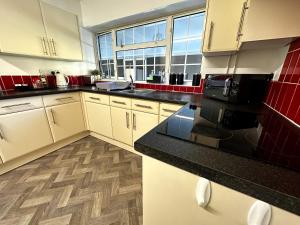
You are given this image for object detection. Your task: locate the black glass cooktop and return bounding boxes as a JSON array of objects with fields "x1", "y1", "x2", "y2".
[{"x1": 157, "y1": 97, "x2": 300, "y2": 172}]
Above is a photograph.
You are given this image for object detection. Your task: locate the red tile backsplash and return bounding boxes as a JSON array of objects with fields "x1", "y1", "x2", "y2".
[{"x1": 265, "y1": 38, "x2": 300, "y2": 126}]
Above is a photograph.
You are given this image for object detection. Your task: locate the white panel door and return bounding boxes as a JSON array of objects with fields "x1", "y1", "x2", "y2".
[{"x1": 0, "y1": 109, "x2": 53, "y2": 162}]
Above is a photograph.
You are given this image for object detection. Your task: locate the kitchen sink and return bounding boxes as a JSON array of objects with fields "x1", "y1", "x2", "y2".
[{"x1": 119, "y1": 89, "x2": 155, "y2": 94}]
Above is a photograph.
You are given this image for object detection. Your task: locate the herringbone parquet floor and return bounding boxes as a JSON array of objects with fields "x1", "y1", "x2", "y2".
[{"x1": 0, "y1": 136, "x2": 142, "y2": 225}]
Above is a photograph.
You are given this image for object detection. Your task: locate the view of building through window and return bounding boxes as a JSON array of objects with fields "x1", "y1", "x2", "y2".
[{"x1": 97, "y1": 11, "x2": 205, "y2": 81}]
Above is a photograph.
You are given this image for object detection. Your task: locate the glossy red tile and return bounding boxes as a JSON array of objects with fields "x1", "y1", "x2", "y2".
[
  {"x1": 12, "y1": 76, "x2": 23, "y2": 85},
  {"x1": 22, "y1": 76, "x2": 32, "y2": 86},
  {"x1": 167, "y1": 85, "x2": 174, "y2": 91},
  {"x1": 270, "y1": 82, "x2": 282, "y2": 108},
  {"x1": 284, "y1": 51, "x2": 299, "y2": 83},
  {"x1": 279, "y1": 52, "x2": 292, "y2": 82},
  {"x1": 161, "y1": 85, "x2": 167, "y2": 91},
  {"x1": 179, "y1": 87, "x2": 187, "y2": 92},
  {"x1": 274, "y1": 83, "x2": 288, "y2": 111},
  {"x1": 265, "y1": 82, "x2": 274, "y2": 104},
  {"x1": 186, "y1": 86, "x2": 194, "y2": 93},
  {"x1": 279, "y1": 83, "x2": 297, "y2": 115},
  {"x1": 194, "y1": 87, "x2": 201, "y2": 93},
  {"x1": 174, "y1": 86, "x2": 180, "y2": 92},
  {"x1": 289, "y1": 38, "x2": 300, "y2": 52},
  {"x1": 0, "y1": 77, "x2": 5, "y2": 90},
  {"x1": 1, "y1": 76, "x2": 14, "y2": 90},
  {"x1": 286, "y1": 85, "x2": 300, "y2": 121},
  {"x1": 294, "y1": 106, "x2": 300, "y2": 125},
  {"x1": 290, "y1": 53, "x2": 300, "y2": 83}
]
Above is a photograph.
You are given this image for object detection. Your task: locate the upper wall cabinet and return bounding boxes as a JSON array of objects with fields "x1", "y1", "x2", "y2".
[
  {"x1": 0, "y1": 0, "x2": 47, "y2": 57},
  {"x1": 202, "y1": 0, "x2": 247, "y2": 55},
  {"x1": 240, "y1": 0, "x2": 300, "y2": 49},
  {"x1": 40, "y1": 2, "x2": 83, "y2": 61},
  {"x1": 0, "y1": 0, "x2": 83, "y2": 61}
]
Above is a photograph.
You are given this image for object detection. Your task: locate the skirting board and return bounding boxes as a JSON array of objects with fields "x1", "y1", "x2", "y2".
[
  {"x1": 90, "y1": 132, "x2": 143, "y2": 157},
  {"x1": 0, "y1": 131, "x2": 89, "y2": 175}
]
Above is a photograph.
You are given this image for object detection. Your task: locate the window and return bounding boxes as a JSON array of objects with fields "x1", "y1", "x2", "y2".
[
  {"x1": 116, "y1": 21, "x2": 167, "y2": 46},
  {"x1": 117, "y1": 47, "x2": 166, "y2": 81},
  {"x1": 171, "y1": 13, "x2": 205, "y2": 80},
  {"x1": 97, "y1": 33, "x2": 114, "y2": 79}
]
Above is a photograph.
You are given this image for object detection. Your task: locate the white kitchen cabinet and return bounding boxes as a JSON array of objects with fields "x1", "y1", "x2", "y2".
[
  {"x1": 241, "y1": 0, "x2": 300, "y2": 46},
  {"x1": 46, "y1": 102, "x2": 85, "y2": 142},
  {"x1": 202, "y1": 0, "x2": 247, "y2": 54},
  {"x1": 0, "y1": 0, "x2": 48, "y2": 56},
  {"x1": 40, "y1": 1, "x2": 83, "y2": 60},
  {"x1": 143, "y1": 156, "x2": 300, "y2": 225},
  {"x1": 85, "y1": 101, "x2": 112, "y2": 138},
  {"x1": 111, "y1": 106, "x2": 132, "y2": 146},
  {"x1": 132, "y1": 110, "x2": 158, "y2": 145},
  {"x1": 0, "y1": 109, "x2": 53, "y2": 162}
]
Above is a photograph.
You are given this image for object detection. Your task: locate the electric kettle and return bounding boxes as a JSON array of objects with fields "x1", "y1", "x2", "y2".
[{"x1": 55, "y1": 71, "x2": 69, "y2": 87}]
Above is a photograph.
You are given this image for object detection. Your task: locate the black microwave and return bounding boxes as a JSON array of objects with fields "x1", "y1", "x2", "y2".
[{"x1": 203, "y1": 74, "x2": 273, "y2": 104}]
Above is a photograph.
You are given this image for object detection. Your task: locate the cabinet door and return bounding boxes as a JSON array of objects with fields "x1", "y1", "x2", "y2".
[
  {"x1": 203, "y1": 0, "x2": 246, "y2": 53},
  {"x1": 40, "y1": 2, "x2": 82, "y2": 60},
  {"x1": 143, "y1": 156, "x2": 300, "y2": 225},
  {"x1": 132, "y1": 111, "x2": 158, "y2": 145},
  {"x1": 159, "y1": 116, "x2": 168, "y2": 123},
  {"x1": 111, "y1": 107, "x2": 132, "y2": 146},
  {"x1": 242, "y1": 0, "x2": 300, "y2": 43},
  {"x1": 46, "y1": 102, "x2": 85, "y2": 142},
  {"x1": 86, "y1": 102, "x2": 112, "y2": 138},
  {"x1": 0, "y1": 0, "x2": 47, "y2": 56},
  {"x1": 0, "y1": 109, "x2": 53, "y2": 162}
]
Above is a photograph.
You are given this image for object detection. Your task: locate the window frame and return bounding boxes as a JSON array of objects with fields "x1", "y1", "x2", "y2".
[{"x1": 96, "y1": 8, "x2": 205, "y2": 83}]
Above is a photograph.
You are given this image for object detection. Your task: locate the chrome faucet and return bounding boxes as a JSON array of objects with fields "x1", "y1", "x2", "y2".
[{"x1": 129, "y1": 75, "x2": 135, "y2": 91}]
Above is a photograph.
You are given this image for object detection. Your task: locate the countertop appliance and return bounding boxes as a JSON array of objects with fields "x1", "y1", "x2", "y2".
[
  {"x1": 157, "y1": 97, "x2": 300, "y2": 172},
  {"x1": 55, "y1": 72, "x2": 69, "y2": 87},
  {"x1": 203, "y1": 74, "x2": 273, "y2": 104},
  {"x1": 83, "y1": 75, "x2": 100, "y2": 85}
]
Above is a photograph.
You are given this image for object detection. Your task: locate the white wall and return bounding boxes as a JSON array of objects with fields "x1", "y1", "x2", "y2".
[
  {"x1": 0, "y1": 0, "x2": 97, "y2": 76},
  {"x1": 201, "y1": 46, "x2": 289, "y2": 80}
]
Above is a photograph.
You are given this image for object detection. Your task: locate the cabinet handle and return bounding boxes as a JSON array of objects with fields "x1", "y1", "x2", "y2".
[
  {"x1": 1, "y1": 103, "x2": 31, "y2": 109},
  {"x1": 56, "y1": 97, "x2": 73, "y2": 101},
  {"x1": 89, "y1": 97, "x2": 100, "y2": 101},
  {"x1": 133, "y1": 113, "x2": 136, "y2": 130},
  {"x1": 135, "y1": 104, "x2": 152, "y2": 109},
  {"x1": 162, "y1": 109, "x2": 177, "y2": 113},
  {"x1": 126, "y1": 112, "x2": 130, "y2": 129},
  {"x1": 207, "y1": 21, "x2": 214, "y2": 50},
  {"x1": 51, "y1": 38, "x2": 57, "y2": 56},
  {"x1": 50, "y1": 109, "x2": 56, "y2": 124},
  {"x1": 41, "y1": 37, "x2": 48, "y2": 55},
  {"x1": 236, "y1": 1, "x2": 249, "y2": 41},
  {"x1": 112, "y1": 100, "x2": 126, "y2": 105},
  {"x1": 0, "y1": 125, "x2": 5, "y2": 140}
]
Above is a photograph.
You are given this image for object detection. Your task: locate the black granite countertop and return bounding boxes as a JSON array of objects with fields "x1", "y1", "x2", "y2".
[
  {"x1": 0, "y1": 86, "x2": 201, "y2": 105},
  {"x1": 135, "y1": 100, "x2": 300, "y2": 215}
]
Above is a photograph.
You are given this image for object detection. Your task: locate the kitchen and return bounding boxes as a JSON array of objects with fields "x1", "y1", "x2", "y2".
[{"x1": 0, "y1": 0, "x2": 299, "y2": 224}]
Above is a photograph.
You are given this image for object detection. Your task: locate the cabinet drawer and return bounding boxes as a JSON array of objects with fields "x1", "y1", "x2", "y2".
[
  {"x1": 110, "y1": 96, "x2": 131, "y2": 109},
  {"x1": 0, "y1": 96, "x2": 43, "y2": 115},
  {"x1": 159, "y1": 103, "x2": 183, "y2": 117},
  {"x1": 43, "y1": 92, "x2": 80, "y2": 106},
  {"x1": 132, "y1": 99, "x2": 159, "y2": 114},
  {"x1": 84, "y1": 92, "x2": 110, "y2": 105}
]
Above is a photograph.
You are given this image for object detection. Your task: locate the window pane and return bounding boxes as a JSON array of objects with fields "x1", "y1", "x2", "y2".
[
  {"x1": 171, "y1": 55, "x2": 185, "y2": 64},
  {"x1": 171, "y1": 65, "x2": 185, "y2": 74},
  {"x1": 116, "y1": 30, "x2": 124, "y2": 46},
  {"x1": 156, "y1": 21, "x2": 166, "y2": 41},
  {"x1": 110, "y1": 64, "x2": 115, "y2": 76},
  {"x1": 155, "y1": 65, "x2": 165, "y2": 74},
  {"x1": 155, "y1": 56, "x2": 165, "y2": 64},
  {"x1": 186, "y1": 54, "x2": 202, "y2": 64},
  {"x1": 125, "y1": 28, "x2": 133, "y2": 45},
  {"x1": 117, "y1": 67, "x2": 124, "y2": 78},
  {"x1": 173, "y1": 17, "x2": 188, "y2": 40},
  {"x1": 187, "y1": 38, "x2": 202, "y2": 54},
  {"x1": 136, "y1": 66, "x2": 144, "y2": 81},
  {"x1": 185, "y1": 65, "x2": 201, "y2": 79},
  {"x1": 134, "y1": 26, "x2": 144, "y2": 44},
  {"x1": 98, "y1": 33, "x2": 114, "y2": 79},
  {"x1": 189, "y1": 14, "x2": 205, "y2": 38},
  {"x1": 172, "y1": 41, "x2": 187, "y2": 55},
  {"x1": 146, "y1": 66, "x2": 154, "y2": 77},
  {"x1": 145, "y1": 24, "x2": 156, "y2": 42}
]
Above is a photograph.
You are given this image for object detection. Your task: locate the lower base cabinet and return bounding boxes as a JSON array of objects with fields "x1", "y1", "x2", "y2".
[
  {"x1": 46, "y1": 102, "x2": 85, "y2": 142},
  {"x1": 132, "y1": 110, "x2": 158, "y2": 145},
  {"x1": 0, "y1": 109, "x2": 53, "y2": 162},
  {"x1": 143, "y1": 156, "x2": 300, "y2": 225},
  {"x1": 85, "y1": 101, "x2": 112, "y2": 138},
  {"x1": 111, "y1": 106, "x2": 132, "y2": 146}
]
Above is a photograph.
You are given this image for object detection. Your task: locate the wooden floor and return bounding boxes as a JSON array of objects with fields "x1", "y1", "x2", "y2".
[{"x1": 0, "y1": 136, "x2": 142, "y2": 225}]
